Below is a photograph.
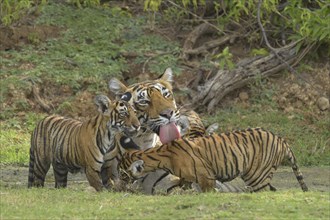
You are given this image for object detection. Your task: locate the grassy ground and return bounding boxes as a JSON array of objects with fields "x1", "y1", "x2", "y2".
[
  {"x1": 1, "y1": 188, "x2": 329, "y2": 219},
  {"x1": 1, "y1": 165, "x2": 329, "y2": 219}
]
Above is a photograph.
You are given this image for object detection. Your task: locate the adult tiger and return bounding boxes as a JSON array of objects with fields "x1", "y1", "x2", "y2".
[
  {"x1": 105, "y1": 69, "x2": 180, "y2": 193},
  {"x1": 109, "y1": 68, "x2": 181, "y2": 149},
  {"x1": 122, "y1": 127, "x2": 308, "y2": 192},
  {"x1": 28, "y1": 95, "x2": 140, "y2": 191}
]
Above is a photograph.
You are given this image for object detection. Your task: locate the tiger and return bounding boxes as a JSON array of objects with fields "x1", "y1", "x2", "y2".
[
  {"x1": 28, "y1": 94, "x2": 140, "y2": 192},
  {"x1": 108, "y1": 68, "x2": 181, "y2": 149},
  {"x1": 177, "y1": 108, "x2": 208, "y2": 138},
  {"x1": 122, "y1": 127, "x2": 309, "y2": 192},
  {"x1": 105, "y1": 68, "x2": 183, "y2": 193},
  {"x1": 107, "y1": 68, "x2": 237, "y2": 194},
  {"x1": 177, "y1": 112, "x2": 245, "y2": 193},
  {"x1": 108, "y1": 68, "x2": 230, "y2": 194}
]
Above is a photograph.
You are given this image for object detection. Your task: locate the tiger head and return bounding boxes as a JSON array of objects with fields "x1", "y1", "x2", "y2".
[
  {"x1": 94, "y1": 95, "x2": 140, "y2": 137},
  {"x1": 108, "y1": 68, "x2": 181, "y2": 144}
]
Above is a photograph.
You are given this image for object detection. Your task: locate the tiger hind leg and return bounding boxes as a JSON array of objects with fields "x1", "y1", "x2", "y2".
[
  {"x1": 252, "y1": 183, "x2": 277, "y2": 192},
  {"x1": 243, "y1": 170, "x2": 276, "y2": 192},
  {"x1": 53, "y1": 163, "x2": 69, "y2": 188},
  {"x1": 28, "y1": 149, "x2": 51, "y2": 188}
]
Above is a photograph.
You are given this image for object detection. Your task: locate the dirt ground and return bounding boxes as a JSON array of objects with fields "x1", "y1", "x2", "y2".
[{"x1": 1, "y1": 165, "x2": 329, "y2": 192}]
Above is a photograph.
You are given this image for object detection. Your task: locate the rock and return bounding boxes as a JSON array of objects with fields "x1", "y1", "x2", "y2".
[
  {"x1": 317, "y1": 97, "x2": 329, "y2": 111},
  {"x1": 284, "y1": 106, "x2": 294, "y2": 113},
  {"x1": 288, "y1": 115, "x2": 295, "y2": 120},
  {"x1": 295, "y1": 100, "x2": 303, "y2": 108},
  {"x1": 17, "y1": 112, "x2": 26, "y2": 117},
  {"x1": 278, "y1": 96, "x2": 287, "y2": 107},
  {"x1": 239, "y1": 92, "x2": 249, "y2": 102},
  {"x1": 290, "y1": 83, "x2": 300, "y2": 93}
]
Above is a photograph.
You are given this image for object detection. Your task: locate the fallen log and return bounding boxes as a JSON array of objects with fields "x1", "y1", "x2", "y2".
[{"x1": 193, "y1": 44, "x2": 301, "y2": 113}]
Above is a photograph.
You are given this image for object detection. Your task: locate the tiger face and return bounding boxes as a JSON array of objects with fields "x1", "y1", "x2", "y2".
[
  {"x1": 109, "y1": 68, "x2": 181, "y2": 144},
  {"x1": 95, "y1": 95, "x2": 141, "y2": 137}
]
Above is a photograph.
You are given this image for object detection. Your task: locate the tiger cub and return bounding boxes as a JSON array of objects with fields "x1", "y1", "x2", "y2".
[
  {"x1": 28, "y1": 95, "x2": 140, "y2": 191},
  {"x1": 122, "y1": 128, "x2": 308, "y2": 192}
]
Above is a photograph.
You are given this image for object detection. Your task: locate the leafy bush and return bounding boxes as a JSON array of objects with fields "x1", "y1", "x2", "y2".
[
  {"x1": 67, "y1": 0, "x2": 100, "y2": 8},
  {"x1": 144, "y1": 0, "x2": 330, "y2": 53},
  {"x1": 0, "y1": 0, "x2": 47, "y2": 26}
]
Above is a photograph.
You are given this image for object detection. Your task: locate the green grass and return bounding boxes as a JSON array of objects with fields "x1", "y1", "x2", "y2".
[
  {"x1": 0, "y1": 129, "x2": 30, "y2": 165},
  {"x1": 0, "y1": 188, "x2": 329, "y2": 219},
  {"x1": 0, "y1": 113, "x2": 45, "y2": 166}
]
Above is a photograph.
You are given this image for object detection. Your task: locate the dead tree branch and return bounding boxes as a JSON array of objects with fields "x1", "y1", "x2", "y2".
[
  {"x1": 184, "y1": 35, "x2": 234, "y2": 56},
  {"x1": 193, "y1": 45, "x2": 300, "y2": 113},
  {"x1": 181, "y1": 23, "x2": 218, "y2": 60},
  {"x1": 32, "y1": 85, "x2": 52, "y2": 113}
]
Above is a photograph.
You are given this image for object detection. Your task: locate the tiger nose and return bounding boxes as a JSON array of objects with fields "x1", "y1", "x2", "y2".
[{"x1": 160, "y1": 109, "x2": 174, "y2": 119}]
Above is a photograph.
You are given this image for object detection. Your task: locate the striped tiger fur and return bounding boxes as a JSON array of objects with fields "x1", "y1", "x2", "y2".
[
  {"x1": 128, "y1": 109, "x2": 224, "y2": 194},
  {"x1": 28, "y1": 95, "x2": 140, "y2": 191},
  {"x1": 177, "y1": 108, "x2": 207, "y2": 138},
  {"x1": 108, "y1": 69, "x2": 224, "y2": 194},
  {"x1": 122, "y1": 128, "x2": 308, "y2": 192}
]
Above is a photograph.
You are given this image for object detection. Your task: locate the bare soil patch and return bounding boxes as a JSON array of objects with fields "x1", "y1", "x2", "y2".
[
  {"x1": 0, "y1": 25, "x2": 62, "y2": 51},
  {"x1": 1, "y1": 165, "x2": 329, "y2": 192}
]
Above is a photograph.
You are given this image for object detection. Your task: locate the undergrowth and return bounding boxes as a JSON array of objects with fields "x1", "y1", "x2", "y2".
[{"x1": 1, "y1": 2, "x2": 181, "y2": 119}]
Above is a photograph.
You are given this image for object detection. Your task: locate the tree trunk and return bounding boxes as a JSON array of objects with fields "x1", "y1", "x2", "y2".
[{"x1": 193, "y1": 45, "x2": 299, "y2": 113}]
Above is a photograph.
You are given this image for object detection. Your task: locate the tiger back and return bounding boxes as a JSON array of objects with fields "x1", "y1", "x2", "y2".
[
  {"x1": 28, "y1": 95, "x2": 140, "y2": 191},
  {"x1": 123, "y1": 128, "x2": 308, "y2": 192}
]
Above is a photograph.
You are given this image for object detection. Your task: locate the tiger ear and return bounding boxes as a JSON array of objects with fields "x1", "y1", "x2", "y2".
[
  {"x1": 158, "y1": 68, "x2": 173, "y2": 83},
  {"x1": 109, "y1": 78, "x2": 128, "y2": 95},
  {"x1": 94, "y1": 95, "x2": 111, "y2": 113}
]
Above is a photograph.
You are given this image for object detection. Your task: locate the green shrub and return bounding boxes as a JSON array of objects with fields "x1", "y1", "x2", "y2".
[
  {"x1": 67, "y1": 0, "x2": 100, "y2": 8},
  {"x1": 0, "y1": 0, "x2": 47, "y2": 26},
  {"x1": 144, "y1": 0, "x2": 330, "y2": 54}
]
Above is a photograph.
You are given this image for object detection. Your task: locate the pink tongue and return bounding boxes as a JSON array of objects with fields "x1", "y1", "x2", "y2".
[{"x1": 159, "y1": 122, "x2": 181, "y2": 144}]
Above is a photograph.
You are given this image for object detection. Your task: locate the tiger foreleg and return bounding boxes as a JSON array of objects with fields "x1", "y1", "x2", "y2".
[
  {"x1": 196, "y1": 176, "x2": 216, "y2": 192},
  {"x1": 85, "y1": 166, "x2": 104, "y2": 192},
  {"x1": 100, "y1": 166, "x2": 112, "y2": 189},
  {"x1": 101, "y1": 159, "x2": 127, "y2": 191}
]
